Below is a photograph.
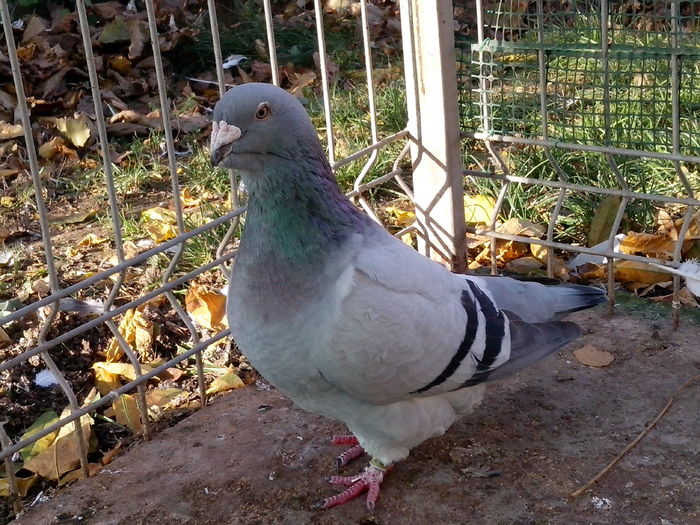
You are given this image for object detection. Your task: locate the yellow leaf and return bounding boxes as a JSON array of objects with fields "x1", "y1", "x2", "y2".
[
  {"x1": 112, "y1": 394, "x2": 143, "y2": 434},
  {"x1": 20, "y1": 410, "x2": 60, "y2": 461},
  {"x1": 614, "y1": 260, "x2": 672, "y2": 286},
  {"x1": 497, "y1": 218, "x2": 545, "y2": 238},
  {"x1": 206, "y1": 370, "x2": 245, "y2": 395},
  {"x1": 93, "y1": 362, "x2": 154, "y2": 383},
  {"x1": 463, "y1": 194, "x2": 495, "y2": 225},
  {"x1": 77, "y1": 233, "x2": 110, "y2": 247},
  {"x1": 185, "y1": 285, "x2": 228, "y2": 331},
  {"x1": 0, "y1": 196, "x2": 15, "y2": 208},
  {"x1": 143, "y1": 220, "x2": 178, "y2": 243},
  {"x1": 24, "y1": 413, "x2": 93, "y2": 480},
  {"x1": 141, "y1": 206, "x2": 176, "y2": 223},
  {"x1": 573, "y1": 345, "x2": 614, "y2": 368},
  {"x1": 0, "y1": 472, "x2": 38, "y2": 497},
  {"x1": 146, "y1": 388, "x2": 189, "y2": 409},
  {"x1": 55, "y1": 114, "x2": 91, "y2": 148},
  {"x1": 141, "y1": 206, "x2": 178, "y2": 242},
  {"x1": 504, "y1": 256, "x2": 543, "y2": 274},
  {"x1": 180, "y1": 187, "x2": 201, "y2": 208},
  {"x1": 619, "y1": 231, "x2": 684, "y2": 259},
  {"x1": 384, "y1": 205, "x2": 415, "y2": 227},
  {"x1": 400, "y1": 232, "x2": 414, "y2": 247},
  {"x1": 93, "y1": 363, "x2": 123, "y2": 396},
  {"x1": 104, "y1": 308, "x2": 154, "y2": 362},
  {"x1": 38, "y1": 136, "x2": 66, "y2": 160}
]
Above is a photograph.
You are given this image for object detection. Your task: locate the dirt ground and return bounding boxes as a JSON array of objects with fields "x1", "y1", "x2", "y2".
[{"x1": 11, "y1": 305, "x2": 700, "y2": 525}]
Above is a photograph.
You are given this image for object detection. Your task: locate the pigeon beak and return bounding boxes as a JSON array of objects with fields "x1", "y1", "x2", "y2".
[{"x1": 210, "y1": 120, "x2": 242, "y2": 166}]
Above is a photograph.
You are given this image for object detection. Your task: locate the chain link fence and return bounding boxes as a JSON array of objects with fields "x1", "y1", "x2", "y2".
[{"x1": 456, "y1": 0, "x2": 700, "y2": 317}]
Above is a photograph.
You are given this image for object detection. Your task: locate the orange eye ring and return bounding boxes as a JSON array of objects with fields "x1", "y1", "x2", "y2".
[{"x1": 255, "y1": 104, "x2": 271, "y2": 120}]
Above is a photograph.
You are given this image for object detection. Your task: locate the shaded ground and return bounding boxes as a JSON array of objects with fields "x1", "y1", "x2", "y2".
[{"x1": 11, "y1": 307, "x2": 700, "y2": 525}]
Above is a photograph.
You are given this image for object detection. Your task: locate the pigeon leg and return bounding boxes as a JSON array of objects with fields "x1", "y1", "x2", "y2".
[
  {"x1": 330, "y1": 434, "x2": 359, "y2": 445},
  {"x1": 318, "y1": 459, "x2": 389, "y2": 511},
  {"x1": 330, "y1": 434, "x2": 365, "y2": 468}
]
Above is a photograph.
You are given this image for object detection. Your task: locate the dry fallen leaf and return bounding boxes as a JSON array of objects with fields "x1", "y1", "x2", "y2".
[
  {"x1": 112, "y1": 394, "x2": 143, "y2": 434},
  {"x1": 504, "y1": 256, "x2": 543, "y2": 274},
  {"x1": 185, "y1": 285, "x2": 228, "y2": 332},
  {"x1": 78, "y1": 233, "x2": 110, "y2": 247},
  {"x1": 0, "y1": 326, "x2": 10, "y2": 348},
  {"x1": 141, "y1": 206, "x2": 178, "y2": 242},
  {"x1": 463, "y1": 194, "x2": 495, "y2": 225},
  {"x1": 614, "y1": 260, "x2": 673, "y2": 286},
  {"x1": 588, "y1": 195, "x2": 621, "y2": 247},
  {"x1": 101, "y1": 442, "x2": 123, "y2": 466},
  {"x1": 0, "y1": 472, "x2": 38, "y2": 498},
  {"x1": 384, "y1": 205, "x2": 415, "y2": 227},
  {"x1": 104, "y1": 308, "x2": 154, "y2": 362},
  {"x1": 206, "y1": 370, "x2": 245, "y2": 395},
  {"x1": 55, "y1": 114, "x2": 91, "y2": 148},
  {"x1": 146, "y1": 388, "x2": 189, "y2": 410},
  {"x1": 57, "y1": 463, "x2": 102, "y2": 487},
  {"x1": 24, "y1": 413, "x2": 94, "y2": 480},
  {"x1": 573, "y1": 345, "x2": 614, "y2": 368},
  {"x1": 19, "y1": 410, "x2": 60, "y2": 461}
]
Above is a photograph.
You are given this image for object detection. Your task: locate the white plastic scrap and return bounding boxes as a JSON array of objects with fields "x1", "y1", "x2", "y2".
[
  {"x1": 222, "y1": 54, "x2": 248, "y2": 69},
  {"x1": 34, "y1": 369, "x2": 59, "y2": 388}
]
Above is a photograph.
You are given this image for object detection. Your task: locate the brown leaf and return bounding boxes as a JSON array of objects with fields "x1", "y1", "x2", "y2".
[
  {"x1": 206, "y1": 370, "x2": 245, "y2": 396},
  {"x1": 185, "y1": 285, "x2": 228, "y2": 332},
  {"x1": 23, "y1": 414, "x2": 93, "y2": 480},
  {"x1": 22, "y1": 16, "x2": 49, "y2": 44},
  {"x1": 614, "y1": 260, "x2": 673, "y2": 286},
  {"x1": 619, "y1": 231, "x2": 687, "y2": 259},
  {"x1": 92, "y1": 1, "x2": 124, "y2": 20},
  {"x1": 127, "y1": 19, "x2": 147, "y2": 60},
  {"x1": 112, "y1": 394, "x2": 143, "y2": 434},
  {"x1": 573, "y1": 345, "x2": 614, "y2": 368},
  {"x1": 0, "y1": 472, "x2": 38, "y2": 498},
  {"x1": 504, "y1": 256, "x2": 543, "y2": 274},
  {"x1": 101, "y1": 442, "x2": 123, "y2": 466}
]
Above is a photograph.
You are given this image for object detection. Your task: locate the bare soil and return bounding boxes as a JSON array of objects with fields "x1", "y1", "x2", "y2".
[{"x1": 10, "y1": 306, "x2": 700, "y2": 525}]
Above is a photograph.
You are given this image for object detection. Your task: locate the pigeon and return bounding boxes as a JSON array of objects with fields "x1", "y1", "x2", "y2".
[{"x1": 210, "y1": 83, "x2": 607, "y2": 510}]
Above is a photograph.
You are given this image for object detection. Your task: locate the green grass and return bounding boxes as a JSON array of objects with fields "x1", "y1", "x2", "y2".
[
  {"x1": 308, "y1": 78, "x2": 408, "y2": 190},
  {"x1": 460, "y1": 10, "x2": 700, "y2": 244},
  {"x1": 171, "y1": 0, "x2": 367, "y2": 77}
]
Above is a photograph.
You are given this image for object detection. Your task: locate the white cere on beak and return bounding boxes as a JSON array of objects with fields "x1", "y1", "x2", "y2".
[{"x1": 210, "y1": 120, "x2": 242, "y2": 154}]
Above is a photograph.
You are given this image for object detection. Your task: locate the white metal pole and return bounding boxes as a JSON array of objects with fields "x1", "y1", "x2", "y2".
[{"x1": 399, "y1": 0, "x2": 466, "y2": 272}]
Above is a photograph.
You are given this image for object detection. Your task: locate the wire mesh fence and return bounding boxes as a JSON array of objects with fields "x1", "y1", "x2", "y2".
[
  {"x1": 456, "y1": 0, "x2": 700, "y2": 316},
  {"x1": 0, "y1": 0, "x2": 412, "y2": 511}
]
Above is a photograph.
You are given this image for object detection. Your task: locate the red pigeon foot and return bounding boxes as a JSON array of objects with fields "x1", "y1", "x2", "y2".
[{"x1": 318, "y1": 461, "x2": 388, "y2": 511}]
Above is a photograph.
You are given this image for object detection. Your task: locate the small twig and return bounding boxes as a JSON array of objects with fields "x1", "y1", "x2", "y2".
[{"x1": 570, "y1": 374, "x2": 700, "y2": 499}]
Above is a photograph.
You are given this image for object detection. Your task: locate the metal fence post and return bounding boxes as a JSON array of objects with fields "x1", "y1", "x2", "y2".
[{"x1": 400, "y1": 0, "x2": 467, "y2": 272}]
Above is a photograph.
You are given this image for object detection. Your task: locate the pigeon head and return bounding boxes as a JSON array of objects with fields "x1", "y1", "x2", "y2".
[{"x1": 210, "y1": 83, "x2": 321, "y2": 172}]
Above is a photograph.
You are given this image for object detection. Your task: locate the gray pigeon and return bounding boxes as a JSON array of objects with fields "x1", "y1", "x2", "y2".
[{"x1": 210, "y1": 83, "x2": 606, "y2": 510}]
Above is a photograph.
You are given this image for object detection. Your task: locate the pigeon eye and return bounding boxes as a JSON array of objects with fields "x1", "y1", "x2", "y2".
[{"x1": 255, "y1": 104, "x2": 271, "y2": 120}]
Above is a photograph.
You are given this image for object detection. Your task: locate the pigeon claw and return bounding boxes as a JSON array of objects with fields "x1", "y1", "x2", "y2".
[{"x1": 319, "y1": 464, "x2": 385, "y2": 510}]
